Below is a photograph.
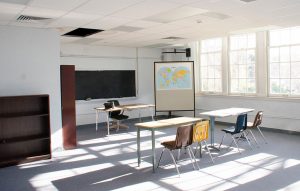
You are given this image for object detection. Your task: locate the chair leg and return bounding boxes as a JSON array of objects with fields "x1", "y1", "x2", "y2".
[
  {"x1": 188, "y1": 146, "x2": 200, "y2": 170},
  {"x1": 199, "y1": 142, "x2": 202, "y2": 158},
  {"x1": 168, "y1": 150, "x2": 180, "y2": 176},
  {"x1": 177, "y1": 149, "x2": 181, "y2": 161},
  {"x1": 219, "y1": 133, "x2": 226, "y2": 149},
  {"x1": 186, "y1": 146, "x2": 196, "y2": 170},
  {"x1": 116, "y1": 121, "x2": 120, "y2": 132},
  {"x1": 243, "y1": 132, "x2": 253, "y2": 150},
  {"x1": 231, "y1": 135, "x2": 241, "y2": 154},
  {"x1": 157, "y1": 148, "x2": 165, "y2": 169},
  {"x1": 249, "y1": 130, "x2": 259, "y2": 147},
  {"x1": 204, "y1": 140, "x2": 214, "y2": 163},
  {"x1": 257, "y1": 126, "x2": 267, "y2": 144}
]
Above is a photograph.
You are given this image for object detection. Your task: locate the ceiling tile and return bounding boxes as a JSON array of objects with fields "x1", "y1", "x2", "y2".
[
  {"x1": 48, "y1": 12, "x2": 102, "y2": 28},
  {"x1": 74, "y1": 0, "x2": 142, "y2": 15},
  {"x1": 84, "y1": 16, "x2": 133, "y2": 30},
  {"x1": 0, "y1": 0, "x2": 30, "y2": 5},
  {"x1": 29, "y1": 0, "x2": 88, "y2": 12},
  {"x1": 21, "y1": 6, "x2": 66, "y2": 18},
  {"x1": 144, "y1": 6, "x2": 208, "y2": 23},
  {"x1": 110, "y1": 0, "x2": 182, "y2": 19},
  {"x1": 0, "y1": 2, "x2": 24, "y2": 22},
  {"x1": 126, "y1": 20, "x2": 160, "y2": 28}
]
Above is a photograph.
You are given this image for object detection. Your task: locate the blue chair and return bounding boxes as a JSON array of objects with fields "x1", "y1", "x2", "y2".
[{"x1": 219, "y1": 114, "x2": 252, "y2": 154}]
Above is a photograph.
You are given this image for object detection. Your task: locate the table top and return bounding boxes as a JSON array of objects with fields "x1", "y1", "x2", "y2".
[
  {"x1": 95, "y1": 103, "x2": 155, "y2": 111},
  {"x1": 135, "y1": 117, "x2": 203, "y2": 130},
  {"x1": 200, "y1": 107, "x2": 254, "y2": 118}
]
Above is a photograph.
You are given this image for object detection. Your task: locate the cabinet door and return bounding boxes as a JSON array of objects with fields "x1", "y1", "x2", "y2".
[{"x1": 60, "y1": 65, "x2": 77, "y2": 149}]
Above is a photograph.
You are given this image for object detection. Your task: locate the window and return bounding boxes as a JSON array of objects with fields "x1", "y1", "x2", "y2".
[
  {"x1": 200, "y1": 38, "x2": 222, "y2": 93},
  {"x1": 229, "y1": 33, "x2": 256, "y2": 94},
  {"x1": 269, "y1": 27, "x2": 300, "y2": 96}
]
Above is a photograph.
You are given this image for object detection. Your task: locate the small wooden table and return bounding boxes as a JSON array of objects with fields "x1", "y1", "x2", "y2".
[
  {"x1": 95, "y1": 104, "x2": 155, "y2": 135},
  {"x1": 135, "y1": 117, "x2": 203, "y2": 173}
]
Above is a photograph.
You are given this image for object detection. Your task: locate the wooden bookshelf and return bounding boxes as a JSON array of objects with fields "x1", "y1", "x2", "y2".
[{"x1": 0, "y1": 95, "x2": 51, "y2": 167}]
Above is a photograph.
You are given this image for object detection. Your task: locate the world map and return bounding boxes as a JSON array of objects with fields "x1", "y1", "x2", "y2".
[{"x1": 156, "y1": 66, "x2": 192, "y2": 90}]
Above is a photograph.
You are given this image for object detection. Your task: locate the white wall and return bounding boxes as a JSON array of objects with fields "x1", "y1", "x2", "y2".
[
  {"x1": 0, "y1": 26, "x2": 62, "y2": 150},
  {"x1": 60, "y1": 44, "x2": 161, "y2": 125}
]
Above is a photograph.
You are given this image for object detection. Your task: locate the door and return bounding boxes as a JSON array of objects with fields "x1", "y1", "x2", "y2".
[{"x1": 60, "y1": 65, "x2": 77, "y2": 149}]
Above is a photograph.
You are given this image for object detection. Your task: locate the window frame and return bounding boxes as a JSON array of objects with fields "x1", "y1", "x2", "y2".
[
  {"x1": 267, "y1": 27, "x2": 300, "y2": 98},
  {"x1": 199, "y1": 37, "x2": 223, "y2": 94},
  {"x1": 228, "y1": 33, "x2": 258, "y2": 96}
]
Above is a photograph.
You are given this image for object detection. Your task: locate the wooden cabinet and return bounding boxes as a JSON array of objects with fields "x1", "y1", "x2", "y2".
[{"x1": 0, "y1": 95, "x2": 51, "y2": 167}]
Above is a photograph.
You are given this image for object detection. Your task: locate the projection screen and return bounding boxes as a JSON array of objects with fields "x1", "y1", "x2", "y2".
[{"x1": 154, "y1": 61, "x2": 195, "y2": 114}]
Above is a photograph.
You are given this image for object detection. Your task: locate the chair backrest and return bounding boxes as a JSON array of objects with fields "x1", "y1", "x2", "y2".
[
  {"x1": 107, "y1": 100, "x2": 121, "y2": 116},
  {"x1": 234, "y1": 114, "x2": 247, "y2": 133},
  {"x1": 193, "y1": 120, "x2": 209, "y2": 143},
  {"x1": 252, "y1": 111, "x2": 263, "y2": 127},
  {"x1": 174, "y1": 124, "x2": 193, "y2": 149}
]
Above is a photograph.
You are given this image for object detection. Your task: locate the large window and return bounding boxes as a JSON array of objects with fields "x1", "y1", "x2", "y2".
[
  {"x1": 269, "y1": 27, "x2": 300, "y2": 96},
  {"x1": 200, "y1": 38, "x2": 222, "y2": 93},
  {"x1": 229, "y1": 33, "x2": 256, "y2": 94}
]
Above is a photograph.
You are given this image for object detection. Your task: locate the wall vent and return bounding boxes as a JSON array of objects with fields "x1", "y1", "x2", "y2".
[{"x1": 17, "y1": 15, "x2": 51, "y2": 21}]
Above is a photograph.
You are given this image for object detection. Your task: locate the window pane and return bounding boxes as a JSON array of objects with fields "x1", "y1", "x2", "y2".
[
  {"x1": 280, "y1": 47, "x2": 290, "y2": 62},
  {"x1": 279, "y1": 62, "x2": 290, "y2": 78},
  {"x1": 280, "y1": 79, "x2": 290, "y2": 94},
  {"x1": 247, "y1": 64, "x2": 255, "y2": 78},
  {"x1": 248, "y1": 34, "x2": 256, "y2": 48},
  {"x1": 230, "y1": 65, "x2": 239, "y2": 78},
  {"x1": 201, "y1": 55, "x2": 207, "y2": 66},
  {"x1": 202, "y1": 79, "x2": 208, "y2": 91},
  {"x1": 291, "y1": 62, "x2": 300, "y2": 78},
  {"x1": 239, "y1": 79, "x2": 247, "y2": 92},
  {"x1": 247, "y1": 79, "x2": 256, "y2": 93},
  {"x1": 201, "y1": 66, "x2": 208, "y2": 78},
  {"x1": 291, "y1": 46, "x2": 300, "y2": 61},
  {"x1": 270, "y1": 79, "x2": 280, "y2": 94},
  {"x1": 215, "y1": 79, "x2": 222, "y2": 92},
  {"x1": 239, "y1": 65, "x2": 247, "y2": 78},
  {"x1": 215, "y1": 66, "x2": 222, "y2": 78},
  {"x1": 270, "y1": 30, "x2": 280, "y2": 46},
  {"x1": 291, "y1": 28, "x2": 300, "y2": 44},
  {"x1": 208, "y1": 79, "x2": 214, "y2": 91},
  {"x1": 208, "y1": 66, "x2": 215, "y2": 78},
  {"x1": 269, "y1": 48, "x2": 279, "y2": 62},
  {"x1": 270, "y1": 63, "x2": 280, "y2": 78},
  {"x1": 247, "y1": 50, "x2": 255, "y2": 64},
  {"x1": 231, "y1": 79, "x2": 239, "y2": 93},
  {"x1": 291, "y1": 79, "x2": 300, "y2": 95}
]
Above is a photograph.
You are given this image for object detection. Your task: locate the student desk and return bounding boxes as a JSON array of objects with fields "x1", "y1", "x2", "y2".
[
  {"x1": 200, "y1": 108, "x2": 254, "y2": 149},
  {"x1": 95, "y1": 104, "x2": 155, "y2": 135},
  {"x1": 135, "y1": 117, "x2": 203, "y2": 173}
]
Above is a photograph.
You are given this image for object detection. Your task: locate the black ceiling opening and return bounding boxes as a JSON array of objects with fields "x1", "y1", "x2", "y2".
[{"x1": 63, "y1": 28, "x2": 104, "y2": 37}]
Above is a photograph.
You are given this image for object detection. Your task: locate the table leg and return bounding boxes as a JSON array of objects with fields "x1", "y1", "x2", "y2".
[
  {"x1": 106, "y1": 113, "x2": 110, "y2": 135},
  {"x1": 139, "y1": 108, "x2": 142, "y2": 122},
  {"x1": 151, "y1": 129, "x2": 156, "y2": 173},
  {"x1": 95, "y1": 110, "x2": 98, "y2": 131},
  {"x1": 150, "y1": 107, "x2": 154, "y2": 121},
  {"x1": 210, "y1": 116, "x2": 215, "y2": 144},
  {"x1": 137, "y1": 128, "x2": 141, "y2": 167},
  {"x1": 209, "y1": 116, "x2": 220, "y2": 151}
]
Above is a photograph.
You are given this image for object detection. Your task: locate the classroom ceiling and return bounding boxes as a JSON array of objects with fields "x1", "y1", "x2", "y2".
[{"x1": 1, "y1": 0, "x2": 300, "y2": 48}]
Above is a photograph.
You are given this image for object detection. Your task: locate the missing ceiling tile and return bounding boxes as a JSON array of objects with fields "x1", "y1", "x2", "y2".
[{"x1": 63, "y1": 28, "x2": 104, "y2": 37}]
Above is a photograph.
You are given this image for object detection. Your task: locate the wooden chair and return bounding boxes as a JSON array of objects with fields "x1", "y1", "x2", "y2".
[
  {"x1": 157, "y1": 124, "x2": 199, "y2": 176},
  {"x1": 247, "y1": 111, "x2": 267, "y2": 144}
]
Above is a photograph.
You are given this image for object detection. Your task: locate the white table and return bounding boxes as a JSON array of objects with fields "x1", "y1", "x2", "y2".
[
  {"x1": 135, "y1": 117, "x2": 203, "y2": 173},
  {"x1": 95, "y1": 104, "x2": 155, "y2": 135},
  {"x1": 200, "y1": 108, "x2": 254, "y2": 148}
]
